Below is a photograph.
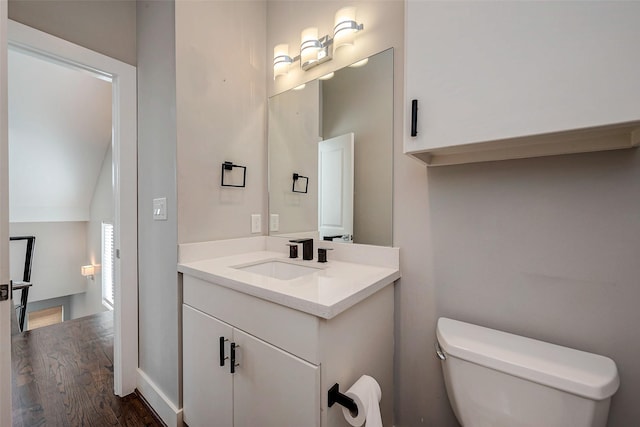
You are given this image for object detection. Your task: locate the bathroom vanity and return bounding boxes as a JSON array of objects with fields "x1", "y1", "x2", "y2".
[{"x1": 178, "y1": 237, "x2": 399, "y2": 427}]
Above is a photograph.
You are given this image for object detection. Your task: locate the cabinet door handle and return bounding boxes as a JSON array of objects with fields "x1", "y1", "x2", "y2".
[
  {"x1": 411, "y1": 99, "x2": 418, "y2": 137},
  {"x1": 219, "y1": 337, "x2": 228, "y2": 366},
  {"x1": 230, "y1": 342, "x2": 240, "y2": 374}
]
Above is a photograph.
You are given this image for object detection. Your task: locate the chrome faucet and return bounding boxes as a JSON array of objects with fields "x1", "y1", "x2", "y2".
[{"x1": 288, "y1": 238, "x2": 313, "y2": 261}]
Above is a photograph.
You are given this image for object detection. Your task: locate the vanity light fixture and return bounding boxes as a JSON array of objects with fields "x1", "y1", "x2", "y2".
[
  {"x1": 300, "y1": 27, "x2": 333, "y2": 70},
  {"x1": 333, "y1": 7, "x2": 364, "y2": 52},
  {"x1": 272, "y1": 6, "x2": 364, "y2": 77},
  {"x1": 292, "y1": 83, "x2": 307, "y2": 91},
  {"x1": 81, "y1": 264, "x2": 95, "y2": 280},
  {"x1": 300, "y1": 27, "x2": 321, "y2": 68}
]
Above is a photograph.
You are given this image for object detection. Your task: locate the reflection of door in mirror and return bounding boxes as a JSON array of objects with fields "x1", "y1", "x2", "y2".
[
  {"x1": 318, "y1": 133, "x2": 354, "y2": 243},
  {"x1": 268, "y1": 48, "x2": 393, "y2": 246}
]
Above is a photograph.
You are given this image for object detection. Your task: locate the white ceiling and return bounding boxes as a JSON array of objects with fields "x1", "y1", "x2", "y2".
[{"x1": 8, "y1": 48, "x2": 112, "y2": 222}]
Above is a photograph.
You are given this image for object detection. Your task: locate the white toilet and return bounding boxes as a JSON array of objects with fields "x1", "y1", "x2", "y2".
[{"x1": 436, "y1": 317, "x2": 620, "y2": 427}]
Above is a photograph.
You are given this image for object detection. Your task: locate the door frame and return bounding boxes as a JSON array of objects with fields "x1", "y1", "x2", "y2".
[
  {"x1": 6, "y1": 20, "x2": 138, "y2": 397},
  {"x1": 1, "y1": 2, "x2": 11, "y2": 425}
]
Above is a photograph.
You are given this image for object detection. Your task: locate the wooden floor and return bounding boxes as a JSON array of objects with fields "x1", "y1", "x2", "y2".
[{"x1": 11, "y1": 311, "x2": 164, "y2": 426}]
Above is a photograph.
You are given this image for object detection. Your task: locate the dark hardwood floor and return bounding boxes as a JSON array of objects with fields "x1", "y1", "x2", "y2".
[{"x1": 11, "y1": 310, "x2": 164, "y2": 426}]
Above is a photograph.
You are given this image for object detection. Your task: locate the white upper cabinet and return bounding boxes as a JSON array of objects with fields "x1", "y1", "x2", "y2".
[{"x1": 404, "y1": 1, "x2": 640, "y2": 166}]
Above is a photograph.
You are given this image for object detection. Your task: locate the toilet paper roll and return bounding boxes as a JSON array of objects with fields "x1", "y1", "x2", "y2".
[{"x1": 342, "y1": 375, "x2": 382, "y2": 427}]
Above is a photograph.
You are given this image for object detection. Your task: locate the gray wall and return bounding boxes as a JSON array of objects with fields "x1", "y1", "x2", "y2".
[
  {"x1": 136, "y1": 0, "x2": 267, "y2": 411},
  {"x1": 322, "y1": 49, "x2": 393, "y2": 246},
  {"x1": 175, "y1": 0, "x2": 267, "y2": 244},
  {"x1": 268, "y1": 80, "x2": 320, "y2": 236},
  {"x1": 8, "y1": 0, "x2": 136, "y2": 66},
  {"x1": 137, "y1": 0, "x2": 179, "y2": 407},
  {"x1": 427, "y1": 148, "x2": 640, "y2": 426}
]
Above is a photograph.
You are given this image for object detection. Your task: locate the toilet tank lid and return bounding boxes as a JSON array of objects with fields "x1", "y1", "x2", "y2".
[{"x1": 436, "y1": 318, "x2": 620, "y2": 400}]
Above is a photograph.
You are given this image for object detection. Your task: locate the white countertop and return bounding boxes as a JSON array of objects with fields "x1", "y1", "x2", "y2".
[{"x1": 178, "y1": 250, "x2": 400, "y2": 319}]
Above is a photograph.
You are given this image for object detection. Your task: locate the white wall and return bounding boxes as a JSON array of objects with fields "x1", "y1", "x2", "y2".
[
  {"x1": 9, "y1": 221, "x2": 87, "y2": 303},
  {"x1": 175, "y1": 0, "x2": 267, "y2": 244},
  {"x1": 137, "y1": 0, "x2": 179, "y2": 409},
  {"x1": 70, "y1": 145, "x2": 112, "y2": 319},
  {"x1": 8, "y1": 0, "x2": 136, "y2": 66},
  {"x1": 8, "y1": 48, "x2": 112, "y2": 224}
]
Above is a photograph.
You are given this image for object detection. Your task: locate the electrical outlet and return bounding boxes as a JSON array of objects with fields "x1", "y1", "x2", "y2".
[
  {"x1": 251, "y1": 214, "x2": 261, "y2": 233},
  {"x1": 270, "y1": 214, "x2": 279, "y2": 232}
]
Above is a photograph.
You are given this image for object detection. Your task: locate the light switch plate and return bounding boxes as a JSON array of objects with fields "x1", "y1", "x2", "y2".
[
  {"x1": 251, "y1": 214, "x2": 261, "y2": 233},
  {"x1": 270, "y1": 214, "x2": 279, "y2": 232},
  {"x1": 153, "y1": 198, "x2": 167, "y2": 221}
]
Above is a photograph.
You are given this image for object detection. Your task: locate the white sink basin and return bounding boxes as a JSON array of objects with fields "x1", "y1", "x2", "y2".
[{"x1": 234, "y1": 260, "x2": 321, "y2": 280}]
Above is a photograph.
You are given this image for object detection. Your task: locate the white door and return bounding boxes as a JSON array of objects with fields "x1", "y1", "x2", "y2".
[
  {"x1": 0, "y1": 3, "x2": 11, "y2": 425},
  {"x1": 233, "y1": 329, "x2": 320, "y2": 427},
  {"x1": 318, "y1": 133, "x2": 354, "y2": 242},
  {"x1": 183, "y1": 305, "x2": 233, "y2": 427}
]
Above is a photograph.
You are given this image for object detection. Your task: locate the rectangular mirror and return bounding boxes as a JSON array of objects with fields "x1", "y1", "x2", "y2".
[{"x1": 268, "y1": 48, "x2": 394, "y2": 246}]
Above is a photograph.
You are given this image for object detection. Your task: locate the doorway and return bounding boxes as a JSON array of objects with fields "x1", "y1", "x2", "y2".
[
  {"x1": 4, "y1": 20, "x2": 138, "y2": 399},
  {"x1": 8, "y1": 44, "x2": 113, "y2": 329}
]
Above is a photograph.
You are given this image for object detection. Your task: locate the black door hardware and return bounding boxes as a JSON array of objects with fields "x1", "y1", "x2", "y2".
[
  {"x1": 411, "y1": 99, "x2": 418, "y2": 137},
  {"x1": 219, "y1": 337, "x2": 229, "y2": 366},
  {"x1": 230, "y1": 342, "x2": 239, "y2": 374}
]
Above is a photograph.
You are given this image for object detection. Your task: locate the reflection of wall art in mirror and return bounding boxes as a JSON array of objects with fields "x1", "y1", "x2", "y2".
[{"x1": 268, "y1": 48, "x2": 393, "y2": 246}]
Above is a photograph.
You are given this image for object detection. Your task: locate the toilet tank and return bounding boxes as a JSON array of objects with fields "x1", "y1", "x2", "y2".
[{"x1": 436, "y1": 318, "x2": 619, "y2": 427}]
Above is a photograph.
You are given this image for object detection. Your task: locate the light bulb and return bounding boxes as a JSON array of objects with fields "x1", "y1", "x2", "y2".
[
  {"x1": 273, "y1": 44, "x2": 291, "y2": 79},
  {"x1": 333, "y1": 7, "x2": 358, "y2": 51},
  {"x1": 300, "y1": 27, "x2": 321, "y2": 68},
  {"x1": 348, "y1": 58, "x2": 369, "y2": 68},
  {"x1": 319, "y1": 72, "x2": 335, "y2": 80}
]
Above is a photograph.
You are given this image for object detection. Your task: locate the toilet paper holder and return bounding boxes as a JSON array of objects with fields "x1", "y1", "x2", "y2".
[{"x1": 328, "y1": 383, "x2": 358, "y2": 416}]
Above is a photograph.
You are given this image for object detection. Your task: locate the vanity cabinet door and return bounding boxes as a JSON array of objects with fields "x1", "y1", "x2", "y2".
[
  {"x1": 183, "y1": 305, "x2": 233, "y2": 427},
  {"x1": 233, "y1": 329, "x2": 320, "y2": 427},
  {"x1": 404, "y1": 1, "x2": 640, "y2": 160}
]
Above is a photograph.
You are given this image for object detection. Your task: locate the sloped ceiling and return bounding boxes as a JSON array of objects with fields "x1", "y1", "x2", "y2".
[{"x1": 8, "y1": 48, "x2": 112, "y2": 222}]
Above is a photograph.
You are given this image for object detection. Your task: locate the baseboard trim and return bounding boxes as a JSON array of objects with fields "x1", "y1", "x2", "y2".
[
  {"x1": 135, "y1": 389, "x2": 167, "y2": 427},
  {"x1": 136, "y1": 368, "x2": 183, "y2": 426}
]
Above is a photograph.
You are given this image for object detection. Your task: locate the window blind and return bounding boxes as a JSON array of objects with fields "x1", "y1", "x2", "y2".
[{"x1": 102, "y1": 222, "x2": 115, "y2": 309}]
